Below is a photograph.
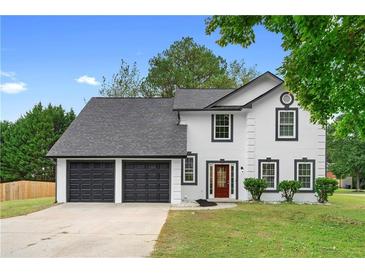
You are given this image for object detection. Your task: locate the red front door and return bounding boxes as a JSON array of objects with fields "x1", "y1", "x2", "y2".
[{"x1": 214, "y1": 164, "x2": 230, "y2": 198}]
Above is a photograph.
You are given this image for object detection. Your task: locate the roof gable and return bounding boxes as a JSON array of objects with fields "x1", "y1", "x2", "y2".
[
  {"x1": 172, "y1": 72, "x2": 283, "y2": 111},
  {"x1": 242, "y1": 83, "x2": 284, "y2": 108},
  {"x1": 205, "y1": 71, "x2": 283, "y2": 109}
]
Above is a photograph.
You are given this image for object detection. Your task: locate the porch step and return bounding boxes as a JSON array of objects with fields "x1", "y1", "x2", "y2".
[{"x1": 207, "y1": 198, "x2": 237, "y2": 203}]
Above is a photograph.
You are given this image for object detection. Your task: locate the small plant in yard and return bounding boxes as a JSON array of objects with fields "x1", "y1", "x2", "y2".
[
  {"x1": 278, "y1": 180, "x2": 302, "y2": 202},
  {"x1": 243, "y1": 178, "x2": 267, "y2": 201},
  {"x1": 315, "y1": 177, "x2": 338, "y2": 203}
]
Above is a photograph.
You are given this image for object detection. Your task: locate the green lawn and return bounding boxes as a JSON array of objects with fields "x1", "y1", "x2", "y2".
[
  {"x1": 335, "y1": 188, "x2": 365, "y2": 194},
  {"x1": 152, "y1": 193, "x2": 365, "y2": 258},
  {"x1": 0, "y1": 197, "x2": 55, "y2": 218}
]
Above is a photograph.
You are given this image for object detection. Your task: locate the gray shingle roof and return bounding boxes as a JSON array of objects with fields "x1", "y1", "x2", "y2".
[
  {"x1": 173, "y1": 88, "x2": 234, "y2": 110},
  {"x1": 173, "y1": 72, "x2": 284, "y2": 110},
  {"x1": 47, "y1": 98, "x2": 187, "y2": 157}
]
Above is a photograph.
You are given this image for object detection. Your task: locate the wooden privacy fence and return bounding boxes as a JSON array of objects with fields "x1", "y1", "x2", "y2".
[{"x1": 0, "y1": 180, "x2": 55, "y2": 202}]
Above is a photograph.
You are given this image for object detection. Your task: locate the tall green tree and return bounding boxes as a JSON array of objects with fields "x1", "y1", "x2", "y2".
[
  {"x1": 99, "y1": 59, "x2": 158, "y2": 97},
  {"x1": 228, "y1": 60, "x2": 259, "y2": 87},
  {"x1": 99, "y1": 59, "x2": 140, "y2": 97},
  {"x1": 206, "y1": 16, "x2": 365, "y2": 138},
  {"x1": 327, "y1": 118, "x2": 365, "y2": 191},
  {"x1": 0, "y1": 103, "x2": 75, "y2": 182},
  {"x1": 146, "y1": 37, "x2": 235, "y2": 97},
  {"x1": 100, "y1": 37, "x2": 259, "y2": 98}
]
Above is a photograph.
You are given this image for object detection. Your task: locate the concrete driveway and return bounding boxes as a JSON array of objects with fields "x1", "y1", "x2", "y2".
[{"x1": 1, "y1": 203, "x2": 170, "y2": 257}]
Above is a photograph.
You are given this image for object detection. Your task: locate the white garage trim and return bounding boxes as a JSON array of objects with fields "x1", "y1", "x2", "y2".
[
  {"x1": 56, "y1": 158, "x2": 66, "y2": 203},
  {"x1": 115, "y1": 159, "x2": 122, "y2": 203}
]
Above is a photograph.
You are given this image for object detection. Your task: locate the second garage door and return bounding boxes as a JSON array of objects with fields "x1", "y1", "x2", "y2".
[{"x1": 123, "y1": 161, "x2": 170, "y2": 202}]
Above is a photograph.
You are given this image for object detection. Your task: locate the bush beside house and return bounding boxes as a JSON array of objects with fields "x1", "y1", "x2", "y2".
[
  {"x1": 278, "y1": 180, "x2": 302, "y2": 202},
  {"x1": 243, "y1": 178, "x2": 267, "y2": 201},
  {"x1": 315, "y1": 177, "x2": 338, "y2": 203},
  {"x1": 244, "y1": 177, "x2": 339, "y2": 204}
]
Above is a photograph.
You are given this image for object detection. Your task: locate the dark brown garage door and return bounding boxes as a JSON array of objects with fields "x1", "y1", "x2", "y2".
[
  {"x1": 67, "y1": 161, "x2": 115, "y2": 202},
  {"x1": 123, "y1": 161, "x2": 170, "y2": 202}
]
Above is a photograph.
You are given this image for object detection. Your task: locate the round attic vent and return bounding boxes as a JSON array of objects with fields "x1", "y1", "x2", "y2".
[{"x1": 280, "y1": 92, "x2": 294, "y2": 106}]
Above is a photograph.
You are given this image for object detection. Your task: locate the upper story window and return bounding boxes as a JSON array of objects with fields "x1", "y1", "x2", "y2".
[
  {"x1": 182, "y1": 153, "x2": 197, "y2": 185},
  {"x1": 212, "y1": 114, "x2": 233, "y2": 142},
  {"x1": 279, "y1": 110, "x2": 295, "y2": 136},
  {"x1": 258, "y1": 159, "x2": 279, "y2": 191},
  {"x1": 276, "y1": 108, "x2": 298, "y2": 141},
  {"x1": 276, "y1": 92, "x2": 298, "y2": 141},
  {"x1": 295, "y1": 159, "x2": 315, "y2": 191}
]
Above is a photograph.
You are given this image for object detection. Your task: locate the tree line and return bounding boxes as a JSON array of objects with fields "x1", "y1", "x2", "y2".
[{"x1": 0, "y1": 103, "x2": 75, "y2": 182}]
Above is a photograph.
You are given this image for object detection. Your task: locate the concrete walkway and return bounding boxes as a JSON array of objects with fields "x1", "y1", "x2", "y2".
[
  {"x1": 1, "y1": 203, "x2": 169, "y2": 257},
  {"x1": 171, "y1": 202, "x2": 237, "y2": 211}
]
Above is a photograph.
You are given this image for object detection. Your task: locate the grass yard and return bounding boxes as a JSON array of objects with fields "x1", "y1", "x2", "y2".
[
  {"x1": 152, "y1": 193, "x2": 365, "y2": 258},
  {"x1": 335, "y1": 188, "x2": 364, "y2": 194},
  {"x1": 0, "y1": 197, "x2": 55, "y2": 218}
]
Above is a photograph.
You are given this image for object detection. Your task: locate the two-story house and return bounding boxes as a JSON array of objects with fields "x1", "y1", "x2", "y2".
[{"x1": 47, "y1": 71, "x2": 326, "y2": 203}]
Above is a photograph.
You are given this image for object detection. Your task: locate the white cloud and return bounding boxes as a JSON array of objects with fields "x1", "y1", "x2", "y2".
[
  {"x1": 0, "y1": 70, "x2": 16, "y2": 80},
  {"x1": 0, "y1": 82, "x2": 27, "y2": 94},
  {"x1": 75, "y1": 75, "x2": 99, "y2": 86}
]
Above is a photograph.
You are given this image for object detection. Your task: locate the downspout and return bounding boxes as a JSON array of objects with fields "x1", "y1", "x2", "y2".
[{"x1": 325, "y1": 124, "x2": 328, "y2": 177}]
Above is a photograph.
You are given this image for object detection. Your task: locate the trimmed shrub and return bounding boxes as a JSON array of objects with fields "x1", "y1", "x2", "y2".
[
  {"x1": 315, "y1": 177, "x2": 338, "y2": 203},
  {"x1": 243, "y1": 178, "x2": 267, "y2": 201},
  {"x1": 278, "y1": 180, "x2": 302, "y2": 202}
]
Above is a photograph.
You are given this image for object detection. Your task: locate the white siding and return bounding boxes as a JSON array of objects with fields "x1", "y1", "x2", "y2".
[
  {"x1": 252, "y1": 84, "x2": 326, "y2": 189},
  {"x1": 215, "y1": 74, "x2": 281, "y2": 106},
  {"x1": 180, "y1": 111, "x2": 247, "y2": 201}
]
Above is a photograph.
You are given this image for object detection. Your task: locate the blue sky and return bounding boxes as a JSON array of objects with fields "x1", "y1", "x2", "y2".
[{"x1": 1, "y1": 16, "x2": 286, "y2": 121}]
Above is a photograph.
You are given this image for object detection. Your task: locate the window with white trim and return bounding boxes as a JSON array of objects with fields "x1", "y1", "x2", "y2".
[
  {"x1": 259, "y1": 161, "x2": 278, "y2": 190},
  {"x1": 296, "y1": 161, "x2": 314, "y2": 190},
  {"x1": 278, "y1": 110, "x2": 296, "y2": 138},
  {"x1": 182, "y1": 154, "x2": 197, "y2": 184},
  {"x1": 213, "y1": 114, "x2": 232, "y2": 141}
]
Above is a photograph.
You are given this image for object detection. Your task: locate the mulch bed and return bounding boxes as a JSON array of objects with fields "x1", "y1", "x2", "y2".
[{"x1": 196, "y1": 199, "x2": 217, "y2": 207}]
